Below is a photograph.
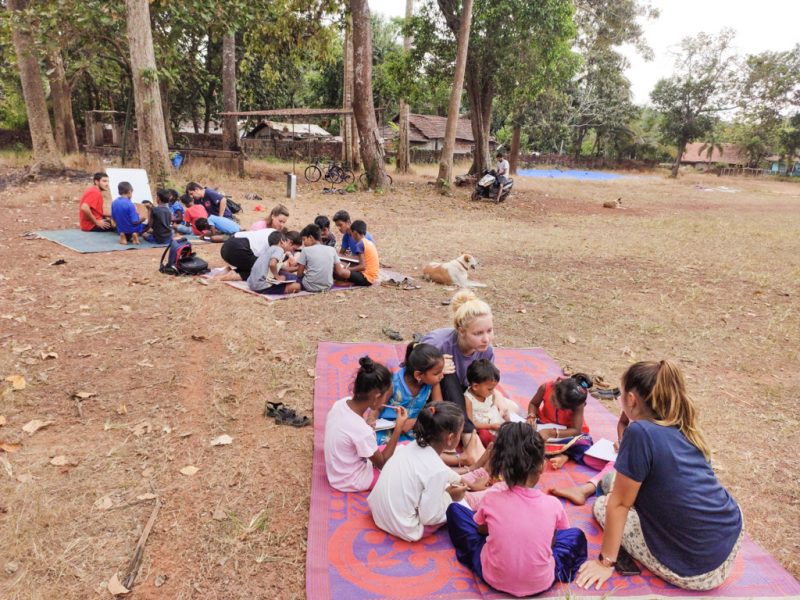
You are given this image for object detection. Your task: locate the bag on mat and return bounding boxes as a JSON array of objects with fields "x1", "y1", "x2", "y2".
[{"x1": 159, "y1": 239, "x2": 209, "y2": 276}]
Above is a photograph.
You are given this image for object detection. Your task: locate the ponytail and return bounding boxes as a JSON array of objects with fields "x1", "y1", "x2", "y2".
[
  {"x1": 622, "y1": 360, "x2": 711, "y2": 460},
  {"x1": 403, "y1": 342, "x2": 444, "y2": 375},
  {"x1": 413, "y1": 402, "x2": 464, "y2": 448},
  {"x1": 352, "y1": 355, "x2": 392, "y2": 399}
]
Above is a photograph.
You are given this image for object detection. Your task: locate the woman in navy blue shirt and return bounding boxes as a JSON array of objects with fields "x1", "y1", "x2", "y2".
[{"x1": 577, "y1": 360, "x2": 743, "y2": 591}]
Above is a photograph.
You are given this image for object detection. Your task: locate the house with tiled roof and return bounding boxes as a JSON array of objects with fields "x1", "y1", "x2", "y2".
[
  {"x1": 381, "y1": 113, "x2": 479, "y2": 159},
  {"x1": 680, "y1": 143, "x2": 749, "y2": 168}
]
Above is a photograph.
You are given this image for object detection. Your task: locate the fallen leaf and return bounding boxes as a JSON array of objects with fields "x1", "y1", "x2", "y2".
[
  {"x1": 566, "y1": 335, "x2": 576, "y2": 344},
  {"x1": 162, "y1": 424, "x2": 172, "y2": 434},
  {"x1": 358, "y1": 314, "x2": 367, "y2": 319},
  {"x1": 180, "y1": 465, "x2": 199, "y2": 476},
  {"x1": 136, "y1": 360, "x2": 154, "y2": 368},
  {"x1": 517, "y1": 308, "x2": 527, "y2": 314},
  {"x1": 4, "y1": 560, "x2": 19, "y2": 574},
  {"x1": 274, "y1": 320, "x2": 286, "y2": 327},
  {"x1": 5, "y1": 375, "x2": 26, "y2": 391},
  {"x1": 22, "y1": 419, "x2": 53, "y2": 435},
  {"x1": 191, "y1": 334, "x2": 207, "y2": 342},
  {"x1": 154, "y1": 574, "x2": 167, "y2": 587},
  {"x1": 136, "y1": 493, "x2": 157, "y2": 501},
  {"x1": 307, "y1": 368, "x2": 316, "y2": 378},
  {"x1": 0, "y1": 456, "x2": 12, "y2": 477},
  {"x1": 178, "y1": 431, "x2": 193, "y2": 438},
  {"x1": 210, "y1": 434, "x2": 233, "y2": 447},
  {"x1": 0, "y1": 441, "x2": 21, "y2": 453},
  {"x1": 107, "y1": 572, "x2": 130, "y2": 595},
  {"x1": 212, "y1": 507, "x2": 226, "y2": 521},
  {"x1": 50, "y1": 455, "x2": 69, "y2": 466},
  {"x1": 94, "y1": 495, "x2": 113, "y2": 510},
  {"x1": 120, "y1": 305, "x2": 132, "y2": 313},
  {"x1": 116, "y1": 403, "x2": 127, "y2": 416},
  {"x1": 131, "y1": 421, "x2": 152, "y2": 437},
  {"x1": 40, "y1": 351, "x2": 58, "y2": 360},
  {"x1": 0, "y1": 415, "x2": 6, "y2": 426},
  {"x1": 197, "y1": 278, "x2": 209, "y2": 286},
  {"x1": 72, "y1": 391, "x2": 96, "y2": 400}
]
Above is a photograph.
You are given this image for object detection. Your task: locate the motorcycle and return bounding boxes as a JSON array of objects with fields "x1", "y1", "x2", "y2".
[{"x1": 471, "y1": 169, "x2": 513, "y2": 202}]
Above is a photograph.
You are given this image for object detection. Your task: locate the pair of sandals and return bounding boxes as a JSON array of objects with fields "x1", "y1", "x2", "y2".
[{"x1": 264, "y1": 401, "x2": 311, "y2": 427}]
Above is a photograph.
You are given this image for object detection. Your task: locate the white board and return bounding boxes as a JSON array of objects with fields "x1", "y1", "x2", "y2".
[{"x1": 106, "y1": 168, "x2": 153, "y2": 204}]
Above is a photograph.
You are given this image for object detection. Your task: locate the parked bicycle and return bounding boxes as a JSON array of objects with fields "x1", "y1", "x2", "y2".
[
  {"x1": 358, "y1": 170, "x2": 393, "y2": 187},
  {"x1": 304, "y1": 159, "x2": 355, "y2": 184}
]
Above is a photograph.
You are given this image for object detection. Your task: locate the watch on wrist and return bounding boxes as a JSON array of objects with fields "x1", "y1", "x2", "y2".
[{"x1": 598, "y1": 552, "x2": 616, "y2": 568}]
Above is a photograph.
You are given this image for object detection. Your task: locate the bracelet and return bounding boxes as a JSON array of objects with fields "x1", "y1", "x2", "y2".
[{"x1": 598, "y1": 552, "x2": 616, "y2": 568}]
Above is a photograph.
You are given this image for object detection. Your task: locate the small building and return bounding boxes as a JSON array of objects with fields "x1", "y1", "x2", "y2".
[
  {"x1": 245, "y1": 120, "x2": 331, "y2": 140},
  {"x1": 381, "y1": 113, "x2": 477, "y2": 161},
  {"x1": 680, "y1": 143, "x2": 748, "y2": 169},
  {"x1": 765, "y1": 155, "x2": 800, "y2": 176}
]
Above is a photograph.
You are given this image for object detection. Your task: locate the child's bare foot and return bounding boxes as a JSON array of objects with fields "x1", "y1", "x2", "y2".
[
  {"x1": 131, "y1": 233, "x2": 140, "y2": 245},
  {"x1": 549, "y1": 482, "x2": 596, "y2": 506},
  {"x1": 548, "y1": 454, "x2": 569, "y2": 470},
  {"x1": 119, "y1": 233, "x2": 127, "y2": 245}
]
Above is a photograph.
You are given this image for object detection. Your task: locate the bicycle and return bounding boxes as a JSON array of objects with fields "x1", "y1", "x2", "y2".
[
  {"x1": 304, "y1": 158, "x2": 323, "y2": 183},
  {"x1": 358, "y1": 171, "x2": 393, "y2": 187}
]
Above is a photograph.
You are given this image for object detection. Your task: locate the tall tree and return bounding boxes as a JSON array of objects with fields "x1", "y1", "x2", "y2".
[
  {"x1": 125, "y1": 0, "x2": 171, "y2": 182},
  {"x1": 221, "y1": 30, "x2": 239, "y2": 151},
  {"x1": 349, "y1": 0, "x2": 387, "y2": 188},
  {"x1": 436, "y1": 0, "x2": 472, "y2": 189},
  {"x1": 7, "y1": 0, "x2": 64, "y2": 174},
  {"x1": 47, "y1": 50, "x2": 80, "y2": 154},
  {"x1": 651, "y1": 29, "x2": 739, "y2": 178},
  {"x1": 396, "y1": 0, "x2": 413, "y2": 174}
]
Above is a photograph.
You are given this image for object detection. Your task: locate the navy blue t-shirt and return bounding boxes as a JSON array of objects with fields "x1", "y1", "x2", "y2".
[
  {"x1": 614, "y1": 420, "x2": 742, "y2": 576},
  {"x1": 201, "y1": 188, "x2": 232, "y2": 219},
  {"x1": 341, "y1": 231, "x2": 373, "y2": 255}
]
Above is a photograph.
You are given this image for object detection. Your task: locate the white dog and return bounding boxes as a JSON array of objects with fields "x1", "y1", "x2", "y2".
[{"x1": 422, "y1": 253, "x2": 486, "y2": 288}]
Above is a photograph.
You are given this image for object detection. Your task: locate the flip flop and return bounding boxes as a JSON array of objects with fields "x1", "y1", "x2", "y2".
[
  {"x1": 382, "y1": 327, "x2": 403, "y2": 341},
  {"x1": 275, "y1": 412, "x2": 311, "y2": 427},
  {"x1": 264, "y1": 401, "x2": 287, "y2": 418}
]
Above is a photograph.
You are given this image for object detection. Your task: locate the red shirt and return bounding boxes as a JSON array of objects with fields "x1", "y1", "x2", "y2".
[
  {"x1": 79, "y1": 186, "x2": 105, "y2": 231},
  {"x1": 539, "y1": 380, "x2": 590, "y2": 434},
  {"x1": 184, "y1": 204, "x2": 208, "y2": 235}
]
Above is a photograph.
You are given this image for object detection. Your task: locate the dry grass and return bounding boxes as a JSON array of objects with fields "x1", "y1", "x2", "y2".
[{"x1": 0, "y1": 158, "x2": 798, "y2": 598}]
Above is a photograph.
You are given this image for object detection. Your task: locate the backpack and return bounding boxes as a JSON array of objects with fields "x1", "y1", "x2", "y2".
[
  {"x1": 225, "y1": 196, "x2": 242, "y2": 214},
  {"x1": 159, "y1": 238, "x2": 209, "y2": 276}
]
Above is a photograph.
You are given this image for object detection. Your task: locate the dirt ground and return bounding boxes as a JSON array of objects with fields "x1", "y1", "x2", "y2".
[{"x1": 0, "y1": 157, "x2": 798, "y2": 599}]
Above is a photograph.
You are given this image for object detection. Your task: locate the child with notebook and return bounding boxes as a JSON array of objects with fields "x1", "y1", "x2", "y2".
[
  {"x1": 447, "y1": 422, "x2": 587, "y2": 597},
  {"x1": 284, "y1": 223, "x2": 350, "y2": 294},
  {"x1": 341, "y1": 220, "x2": 379, "y2": 286},
  {"x1": 247, "y1": 230, "x2": 296, "y2": 294},
  {"x1": 368, "y1": 402, "x2": 467, "y2": 542},
  {"x1": 372, "y1": 342, "x2": 445, "y2": 445},
  {"x1": 332, "y1": 209, "x2": 374, "y2": 255},
  {"x1": 314, "y1": 215, "x2": 337, "y2": 247},
  {"x1": 324, "y1": 356, "x2": 408, "y2": 492}
]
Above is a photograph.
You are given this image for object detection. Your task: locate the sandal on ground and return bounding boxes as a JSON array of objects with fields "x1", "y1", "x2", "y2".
[
  {"x1": 264, "y1": 401, "x2": 285, "y2": 418},
  {"x1": 275, "y1": 412, "x2": 311, "y2": 427},
  {"x1": 382, "y1": 327, "x2": 403, "y2": 341},
  {"x1": 591, "y1": 387, "x2": 620, "y2": 399}
]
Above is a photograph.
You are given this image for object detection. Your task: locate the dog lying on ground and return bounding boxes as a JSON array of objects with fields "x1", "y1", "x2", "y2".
[{"x1": 423, "y1": 253, "x2": 486, "y2": 288}]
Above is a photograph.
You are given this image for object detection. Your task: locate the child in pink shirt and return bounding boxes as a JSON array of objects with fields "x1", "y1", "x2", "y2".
[
  {"x1": 324, "y1": 356, "x2": 408, "y2": 492},
  {"x1": 446, "y1": 422, "x2": 587, "y2": 597}
]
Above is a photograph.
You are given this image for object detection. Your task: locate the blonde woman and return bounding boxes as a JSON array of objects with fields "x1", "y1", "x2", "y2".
[
  {"x1": 420, "y1": 290, "x2": 494, "y2": 467},
  {"x1": 577, "y1": 360, "x2": 743, "y2": 591}
]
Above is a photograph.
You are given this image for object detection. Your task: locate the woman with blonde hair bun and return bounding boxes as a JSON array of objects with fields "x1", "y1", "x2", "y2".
[{"x1": 420, "y1": 290, "x2": 495, "y2": 467}]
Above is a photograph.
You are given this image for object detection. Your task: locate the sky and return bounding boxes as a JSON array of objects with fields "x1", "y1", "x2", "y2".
[{"x1": 369, "y1": 0, "x2": 800, "y2": 105}]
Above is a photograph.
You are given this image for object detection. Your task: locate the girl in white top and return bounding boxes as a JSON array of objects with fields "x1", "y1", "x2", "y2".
[
  {"x1": 368, "y1": 402, "x2": 468, "y2": 542},
  {"x1": 324, "y1": 356, "x2": 408, "y2": 492},
  {"x1": 464, "y1": 359, "x2": 513, "y2": 447}
]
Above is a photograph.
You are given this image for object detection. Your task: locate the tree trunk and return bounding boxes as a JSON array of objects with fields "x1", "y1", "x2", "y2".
[
  {"x1": 510, "y1": 122, "x2": 521, "y2": 175},
  {"x1": 437, "y1": 0, "x2": 473, "y2": 189},
  {"x1": 222, "y1": 30, "x2": 240, "y2": 152},
  {"x1": 8, "y1": 0, "x2": 64, "y2": 174},
  {"x1": 671, "y1": 140, "x2": 687, "y2": 178},
  {"x1": 396, "y1": 0, "x2": 413, "y2": 174},
  {"x1": 349, "y1": 1, "x2": 385, "y2": 187},
  {"x1": 343, "y1": 15, "x2": 360, "y2": 170},
  {"x1": 125, "y1": 0, "x2": 171, "y2": 183},
  {"x1": 160, "y1": 79, "x2": 174, "y2": 147},
  {"x1": 47, "y1": 50, "x2": 80, "y2": 154},
  {"x1": 464, "y1": 68, "x2": 493, "y2": 175}
]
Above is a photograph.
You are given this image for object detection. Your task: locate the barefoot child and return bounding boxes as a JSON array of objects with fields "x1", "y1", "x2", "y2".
[
  {"x1": 447, "y1": 422, "x2": 587, "y2": 597},
  {"x1": 465, "y1": 359, "x2": 513, "y2": 447},
  {"x1": 341, "y1": 220, "x2": 379, "y2": 287},
  {"x1": 526, "y1": 373, "x2": 593, "y2": 469},
  {"x1": 285, "y1": 223, "x2": 350, "y2": 294},
  {"x1": 110, "y1": 181, "x2": 146, "y2": 245},
  {"x1": 247, "y1": 230, "x2": 296, "y2": 294},
  {"x1": 143, "y1": 189, "x2": 174, "y2": 244},
  {"x1": 368, "y1": 403, "x2": 467, "y2": 541},
  {"x1": 372, "y1": 342, "x2": 445, "y2": 444},
  {"x1": 324, "y1": 356, "x2": 409, "y2": 492}
]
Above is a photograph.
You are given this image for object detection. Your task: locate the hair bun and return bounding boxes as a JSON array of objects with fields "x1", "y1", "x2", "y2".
[
  {"x1": 450, "y1": 289, "x2": 478, "y2": 314},
  {"x1": 358, "y1": 355, "x2": 375, "y2": 372}
]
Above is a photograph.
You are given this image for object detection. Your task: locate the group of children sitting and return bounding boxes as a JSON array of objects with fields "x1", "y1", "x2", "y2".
[{"x1": 323, "y1": 336, "x2": 620, "y2": 597}]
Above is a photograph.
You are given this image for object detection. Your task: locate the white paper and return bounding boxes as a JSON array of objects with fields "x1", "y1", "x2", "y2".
[
  {"x1": 536, "y1": 423, "x2": 565, "y2": 432},
  {"x1": 373, "y1": 418, "x2": 395, "y2": 431},
  {"x1": 585, "y1": 438, "x2": 618, "y2": 462},
  {"x1": 508, "y1": 412, "x2": 526, "y2": 423}
]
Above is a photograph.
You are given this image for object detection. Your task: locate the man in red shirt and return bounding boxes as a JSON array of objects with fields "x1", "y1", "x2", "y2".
[{"x1": 79, "y1": 172, "x2": 114, "y2": 232}]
